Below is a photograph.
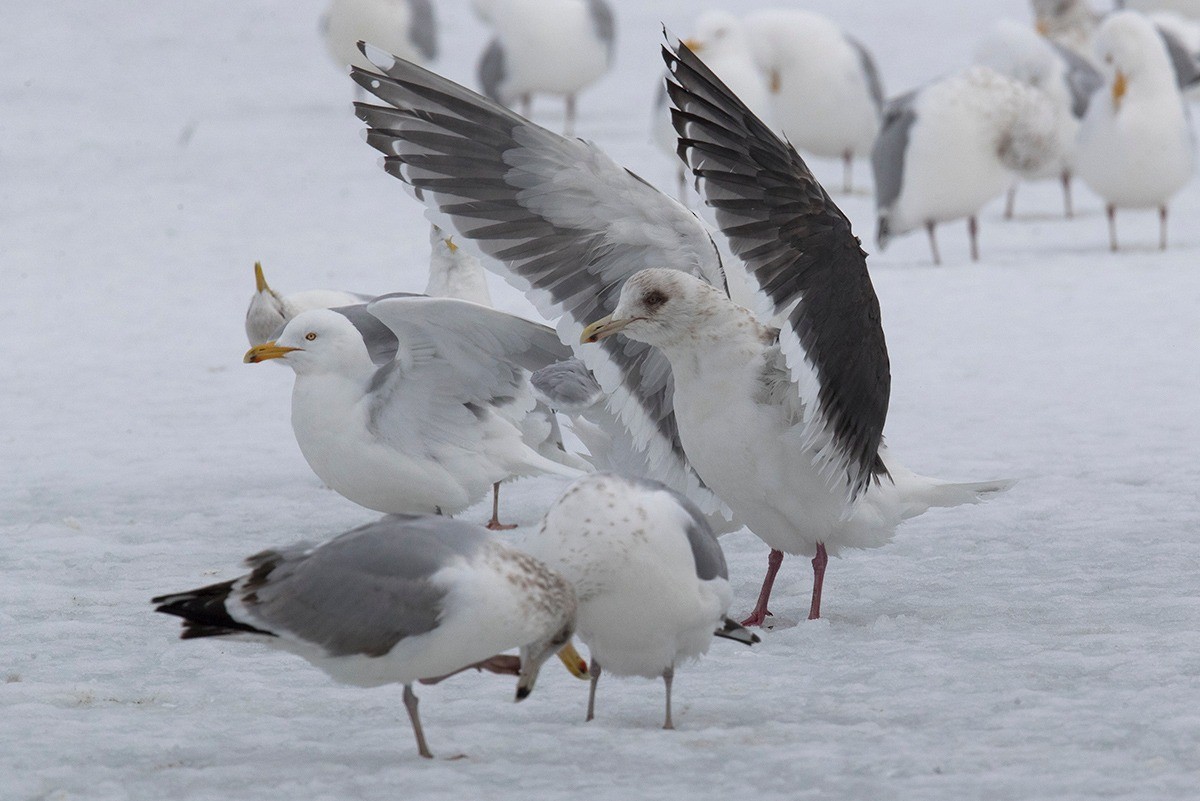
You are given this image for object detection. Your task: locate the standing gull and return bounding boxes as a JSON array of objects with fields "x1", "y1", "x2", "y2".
[
  {"x1": 476, "y1": 0, "x2": 615, "y2": 135},
  {"x1": 741, "y1": 8, "x2": 885, "y2": 193},
  {"x1": 873, "y1": 66, "x2": 1062, "y2": 264},
  {"x1": 525, "y1": 474, "x2": 757, "y2": 729},
  {"x1": 153, "y1": 515, "x2": 581, "y2": 759},
  {"x1": 243, "y1": 296, "x2": 582, "y2": 523},
  {"x1": 349, "y1": 43, "x2": 1012, "y2": 623},
  {"x1": 1074, "y1": 11, "x2": 1196, "y2": 250}
]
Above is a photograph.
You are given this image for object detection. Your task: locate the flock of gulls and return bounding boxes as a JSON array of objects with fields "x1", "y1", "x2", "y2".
[{"x1": 154, "y1": 0, "x2": 1197, "y2": 760}]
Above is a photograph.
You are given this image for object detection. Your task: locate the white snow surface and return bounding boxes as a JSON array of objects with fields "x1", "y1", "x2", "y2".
[{"x1": 4, "y1": 1, "x2": 1200, "y2": 799}]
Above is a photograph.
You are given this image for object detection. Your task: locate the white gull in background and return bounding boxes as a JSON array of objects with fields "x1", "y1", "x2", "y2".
[
  {"x1": 475, "y1": 0, "x2": 615, "y2": 135},
  {"x1": 153, "y1": 515, "x2": 582, "y2": 759},
  {"x1": 525, "y1": 474, "x2": 757, "y2": 728},
  {"x1": 1074, "y1": 10, "x2": 1196, "y2": 250},
  {"x1": 873, "y1": 66, "x2": 1062, "y2": 264},
  {"x1": 243, "y1": 296, "x2": 582, "y2": 524},
  {"x1": 1122, "y1": 0, "x2": 1200, "y2": 17},
  {"x1": 975, "y1": 20, "x2": 1103, "y2": 218},
  {"x1": 741, "y1": 8, "x2": 885, "y2": 193},
  {"x1": 245, "y1": 261, "x2": 370, "y2": 346},
  {"x1": 322, "y1": 0, "x2": 437, "y2": 72},
  {"x1": 351, "y1": 42, "x2": 1013, "y2": 624},
  {"x1": 651, "y1": 11, "x2": 772, "y2": 200}
]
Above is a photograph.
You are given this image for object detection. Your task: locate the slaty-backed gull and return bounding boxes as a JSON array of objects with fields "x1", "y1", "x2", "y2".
[
  {"x1": 153, "y1": 515, "x2": 583, "y2": 759},
  {"x1": 526, "y1": 473, "x2": 757, "y2": 728},
  {"x1": 243, "y1": 296, "x2": 582, "y2": 524},
  {"x1": 349, "y1": 42, "x2": 1013, "y2": 624},
  {"x1": 1075, "y1": 11, "x2": 1196, "y2": 250}
]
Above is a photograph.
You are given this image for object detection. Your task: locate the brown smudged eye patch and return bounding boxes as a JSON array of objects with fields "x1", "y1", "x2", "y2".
[{"x1": 643, "y1": 290, "x2": 667, "y2": 308}]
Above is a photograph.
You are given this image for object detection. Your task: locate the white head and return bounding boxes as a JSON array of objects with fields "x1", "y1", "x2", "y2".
[
  {"x1": 1094, "y1": 11, "x2": 1177, "y2": 107},
  {"x1": 579, "y1": 268, "x2": 725, "y2": 350},
  {"x1": 243, "y1": 308, "x2": 375, "y2": 378},
  {"x1": 684, "y1": 11, "x2": 751, "y2": 58}
]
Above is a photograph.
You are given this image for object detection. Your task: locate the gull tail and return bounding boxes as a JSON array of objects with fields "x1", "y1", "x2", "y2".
[
  {"x1": 898, "y1": 476, "x2": 1017, "y2": 520},
  {"x1": 713, "y1": 617, "x2": 760, "y2": 646}
]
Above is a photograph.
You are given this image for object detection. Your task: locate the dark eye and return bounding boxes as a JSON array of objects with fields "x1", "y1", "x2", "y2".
[
  {"x1": 305, "y1": 332, "x2": 317, "y2": 341},
  {"x1": 643, "y1": 290, "x2": 667, "y2": 308}
]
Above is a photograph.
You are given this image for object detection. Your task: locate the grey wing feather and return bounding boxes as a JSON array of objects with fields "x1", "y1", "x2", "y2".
[
  {"x1": 239, "y1": 517, "x2": 489, "y2": 657},
  {"x1": 587, "y1": 0, "x2": 616, "y2": 58},
  {"x1": 350, "y1": 49, "x2": 729, "y2": 514},
  {"x1": 1157, "y1": 27, "x2": 1200, "y2": 90},
  {"x1": 477, "y1": 38, "x2": 506, "y2": 102},
  {"x1": 407, "y1": 0, "x2": 438, "y2": 62},
  {"x1": 1049, "y1": 42, "x2": 1102, "y2": 118},
  {"x1": 666, "y1": 41, "x2": 890, "y2": 500},
  {"x1": 531, "y1": 358, "x2": 604, "y2": 413},
  {"x1": 872, "y1": 90, "x2": 918, "y2": 216},
  {"x1": 845, "y1": 34, "x2": 885, "y2": 112}
]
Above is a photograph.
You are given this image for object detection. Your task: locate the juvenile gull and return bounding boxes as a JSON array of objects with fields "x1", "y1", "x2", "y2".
[
  {"x1": 350, "y1": 43, "x2": 1012, "y2": 623},
  {"x1": 475, "y1": 0, "x2": 615, "y2": 135},
  {"x1": 1074, "y1": 11, "x2": 1196, "y2": 250},
  {"x1": 244, "y1": 296, "x2": 582, "y2": 523},
  {"x1": 153, "y1": 515, "x2": 582, "y2": 759},
  {"x1": 525, "y1": 473, "x2": 757, "y2": 729},
  {"x1": 873, "y1": 66, "x2": 1062, "y2": 264}
]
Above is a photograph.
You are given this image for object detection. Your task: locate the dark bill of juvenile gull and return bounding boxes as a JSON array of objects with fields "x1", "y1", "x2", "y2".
[{"x1": 153, "y1": 515, "x2": 584, "y2": 759}]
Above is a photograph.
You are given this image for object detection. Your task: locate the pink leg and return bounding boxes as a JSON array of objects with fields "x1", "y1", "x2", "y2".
[
  {"x1": 925, "y1": 221, "x2": 941, "y2": 266},
  {"x1": 741, "y1": 549, "x2": 784, "y2": 627},
  {"x1": 1107, "y1": 204, "x2": 1118, "y2": 252},
  {"x1": 968, "y1": 215, "x2": 980, "y2": 262},
  {"x1": 485, "y1": 482, "x2": 517, "y2": 531},
  {"x1": 808, "y1": 542, "x2": 828, "y2": 620},
  {"x1": 1061, "y1": 170, "x2": 1074, "y2": 219}
]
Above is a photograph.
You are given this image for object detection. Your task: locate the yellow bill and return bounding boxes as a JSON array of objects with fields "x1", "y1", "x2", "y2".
[
  {"x1": 244, "y1": 341, "x2": 302, "y2": 363},
  {"x1": 556, "y1": 641, "x2": 589, "y2": 679}
]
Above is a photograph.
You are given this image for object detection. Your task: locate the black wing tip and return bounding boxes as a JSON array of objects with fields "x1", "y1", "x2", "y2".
[
  {"x1": 152, "y1": 580, "x2": 274, "y2": 640},
  {"x1": 714, "y1": 617, "x2": 761, "y2": 646}
]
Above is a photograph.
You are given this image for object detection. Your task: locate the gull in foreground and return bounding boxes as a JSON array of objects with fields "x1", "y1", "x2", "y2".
[
  {"x1": 526, "y1": 473, "x2": 758, "y2": 729},
  {"x1": 244, "y1": 295, "x2": 582, "y2": 524},
  {"x1": 1074, "y1": 11, "x2": 1195, "y2": 251},
  {"x1": 153, "y1": 515, "x2": 582, "y2": 759},
  {"x1": 873, "y1": 65, "x2": 1062, "y2": 264},
  {"x1": 350, "y1": 42, "x2": 1013, "y2": 624}
]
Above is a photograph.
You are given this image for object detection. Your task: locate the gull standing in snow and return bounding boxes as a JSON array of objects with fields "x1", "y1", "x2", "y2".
[
  {"x1": 245, "y1": 262, "x2": 371, "y2": 347},
  {"x1": 651, "y1": 11, "x2": 772, "y2": 201},
  {"x1": 322, "y1": 0, "x2": 436, "y2": 72},
  {"x1": 975, "y1": 20, "x2": 1103, "y2": 218},
  {"x1": 349, "y1": 42, "x2": 1013, "y2": 623},
  {"x1": 740, "y1": 8, "x2": 885, "y2": 194},
  {"x1": 873, "y1": 66, "x2": 1062, "y2": 264},
  {"x1": 153, "y1": 515, "x2": 582, "y2": 759},
  {"x1": 525, "y1": 474, "x2": 757, "y2": 729},
  {"x1": 243, "y1": 296, "x2": 582, "y2": 525},
  {"x1": 1074, "y1": 11, "x2": 1196, "y2": 250},
  {"x1": 475, "y1": 0, "x2": 615, "y2": 135}
]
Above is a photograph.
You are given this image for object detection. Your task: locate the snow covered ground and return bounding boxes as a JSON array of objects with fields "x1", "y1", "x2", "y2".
[{"x1": 4, "y1": 1, "x2": 1199, "y2": 798}]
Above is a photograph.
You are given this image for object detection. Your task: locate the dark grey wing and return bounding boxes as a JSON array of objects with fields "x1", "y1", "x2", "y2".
[
  {"x1": 666, "y1": 41, "x2": 890, "y2": 501},
  {"x1": 477, "y1": 37, "x2": 506, "y2": 102},
  {"x1": 350, "y1": 48, "x2": 729, "y2": 514},
  {"x1": 871, "y1": 90, "x2": 918, "y2": 246},
  {"x1": 845, "y1": 34, "x2": 885, "y2": 112},
  {"x1": 1157, "y1": 26, "x2": 1200, "y2": 90},
  {"x1": 587, "y1": 0, "x2": 617, "y2": 59},
  {"x1": 1049, "y1": 41, "x2": 1102, "y2": 118},
  {"x1": 332, "y1": 301, "x2": 402, "y2": 364},
  {"x1": 407, "y1": 0, "x2": 437, "y2": 62},
  {"x1": 238, "y1": 517, "x2": 489, "y2": 658}
]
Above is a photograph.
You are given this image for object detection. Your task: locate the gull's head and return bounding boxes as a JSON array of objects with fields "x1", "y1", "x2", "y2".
[
  {"x1": 515, "y1": 614, "x2": 580, "y2": 702},
  {"x1": 243, "y1": 308, "x2": 373, "y2": 377},
  {"x1": 579, "y1": 269, "x2": 714, "y2": 350},
  {"x1": 1031, "y1": 0, "x2": 1085, "y2": 35},
  {"x1": 684, "y1": 11, "x2": 746, "y2": 56},
  {"x1": 1094, "y1": 11, "x2": 1173, "y2": 107},
  {"x1": 244, "y1": 262, "x2": 288, "y2": 346}
]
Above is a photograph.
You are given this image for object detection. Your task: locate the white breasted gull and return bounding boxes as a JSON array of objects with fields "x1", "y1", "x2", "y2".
[
  {"x1": 349, "y1": 42, "x2": 1014, "y2": 624},
  {"x1": 153, "y1": 515, "x2": 583, "y2": 759},
  {"x1": 872, "y1": 66, "x2": 1062, "y2": 264},
  {"x1": 525, "y1": 473, "x2": 757, "y2": 729},
  {"x1": 475, "y1": 0, "x2": 615, "y2": 135},
  {"x1": 245, "y1": 261, "x2": 371, "y2": 347},
  {"x1": 322, "y1": 0, "x2": 436, "y2": 72},
  {"x1": 1074, "y1": 11, "x2": 1196, "y2": 250},
  {"x1": 741, "y1": 8, "x2": 885, "y2": 193},
  {"x1": 975, "y1": 20, "x2": 1103, "y2": 218},
  {"x1": 243, "y1": 296, "x2": 582, "y2": 524}
]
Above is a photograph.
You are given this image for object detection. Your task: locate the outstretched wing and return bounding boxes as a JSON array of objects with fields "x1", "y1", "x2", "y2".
[
  {"x1": 350, "y1": 47, "x2": 728, "y2": 513},
  {"x1": 666, "y1": 40, "x2": 890, "y2": 501}
]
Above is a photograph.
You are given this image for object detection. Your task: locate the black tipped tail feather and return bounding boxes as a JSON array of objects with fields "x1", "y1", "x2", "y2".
[
  {"x1": 713, "y1": 617, "x2": 760, "y2": 646},
  {"x1": 152, "y1": 580, "x2": 275, "y2": 640}
]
